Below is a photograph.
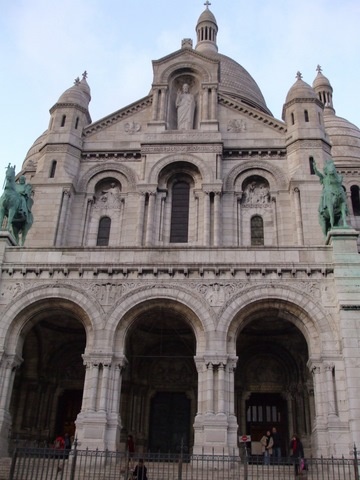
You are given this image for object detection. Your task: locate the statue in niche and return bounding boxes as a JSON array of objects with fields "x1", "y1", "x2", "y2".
[
  {"x1": 176, "y1": 83, "x2": 195, "y2": 130},
  {"x1": 98, "y1": 182, "x2": 121, "y2": 208},
  {"x1": 244, "y1": 180, "x2": 270, "y2": 204},
  {"x1": 312, "y1": 157, "x2": 349, "y2": 236}
]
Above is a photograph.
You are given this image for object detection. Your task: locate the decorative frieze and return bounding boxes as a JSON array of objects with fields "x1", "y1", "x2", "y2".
[
  {"x1": 0, "y1": 278, "x2": 323, "y2": 307},
  {"x1": 141, "y1": 144, "x2": 222, "y2": 154}
]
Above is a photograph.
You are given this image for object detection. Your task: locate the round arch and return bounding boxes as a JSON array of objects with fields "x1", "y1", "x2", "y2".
[
  {"x1": 147, "y1": 153, "x2": 214, "y2": 185},
  {"x1": 224, "y1": 160, "x2": 288, "y2": 191},
  {"x1": 217, "y1": 283, "x2": 339, "y2": 358},
  {"x1": 1, "y1": 284, "x2": 103, "y2": 354},
  {"x1": 106, "y1": 286, "x2": 216, "y2": 355},
  {"x1": 77, "y1": 162, "x2": 138, "y2": 192}
]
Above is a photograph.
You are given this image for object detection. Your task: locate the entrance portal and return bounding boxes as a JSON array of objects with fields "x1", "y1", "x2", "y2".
[
  {"x1": 55, "y1": 390, "x2": 83, "y2": 438},
  {"x1": 149, "y1": 392, "x2": 190, "y2": 453},
  {"x1": 245, "y1": 393, "x2": 288, "y2": 456}
]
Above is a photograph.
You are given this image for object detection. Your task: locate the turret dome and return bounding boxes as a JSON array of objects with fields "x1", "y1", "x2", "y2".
[{"x1": 285, "y1": 72, "x2": 317, "y2": 104}]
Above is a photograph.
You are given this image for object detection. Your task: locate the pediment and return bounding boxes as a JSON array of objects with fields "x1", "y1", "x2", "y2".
[
  {"x1": 219, "y1": 93, "x2": 286, "y2": 138},
  {"x1": 83, "y1": 95, "x2": 152, "y2": 140}
]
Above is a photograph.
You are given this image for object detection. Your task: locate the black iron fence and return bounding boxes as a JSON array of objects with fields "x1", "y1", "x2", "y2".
[{"x1": 8, "y1": 443, "x2": 360, "y2": 480}]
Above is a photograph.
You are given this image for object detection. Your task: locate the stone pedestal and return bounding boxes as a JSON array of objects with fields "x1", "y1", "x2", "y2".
[{"x1": 75, "y1": 411, "x2": 121, "y2": 451}]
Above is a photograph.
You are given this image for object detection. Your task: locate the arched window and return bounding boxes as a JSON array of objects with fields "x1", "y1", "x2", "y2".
[
  {"x1": 49, "y1": 160, "x2": 57, "y2": 178},
  {"x1": 61, "y1": 115, "x2": 66, "y2": 127},
  {"x1": 291, "y1": 113, "x2": 295, "y2": 125},
  {"x1": 351, "y1": 185, "x2": 360, "y2": 216},
  {"x1": 97, "y1": 217, "x2": 111, "y2": 246},
  {"x1": 170, "y1": 181, "x2": 190, "y2": 243},
  {"x1": 304, "y1": 110, "x2": 309, "y2": 122},
  {"x1": 251, "y1": 215, "x2": 264, "y2": 246},
  {"x1": 75, "y1": 117, "x2": 79, "y2": 129}
]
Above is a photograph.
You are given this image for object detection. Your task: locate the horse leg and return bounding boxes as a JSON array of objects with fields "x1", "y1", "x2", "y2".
[{"x1": 340, "y1": 204, "x2": 348, "y2": 227}]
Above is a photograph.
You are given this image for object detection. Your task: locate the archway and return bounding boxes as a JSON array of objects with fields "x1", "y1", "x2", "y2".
[
  {"x1": 235, "y1": 308, "x2": 312, "y2": 457},
  {"x1": 9, "y1": 306, "x2": 86, "y2": 447},
  {"x1": 120, "y1": 301, "x2": 197, "y2": 453}
]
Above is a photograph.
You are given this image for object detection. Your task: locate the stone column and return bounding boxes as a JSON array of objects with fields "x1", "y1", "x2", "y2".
[
  {"x1": 235, "y1": 193, "x2": 242, "y2": 246},
  {"x1": 110, "y1": 359, "x2": 127, "y2": 413},
  {"x1": 0, "y1": 354, "x2": 22, "y2": 457},
  {"x1": 99, "y1": 363, "x2": 111, "y2": 412},
  {"x1": 203, "y1": 191, "x2": 211, "y2": 246},
  {"x1": 55, "y1": 188, "x2": 71, "y2": 246},
  {"x1": 152, "y1": 88, "x2": 159, "y2": 121},
  {"x1": 210, "y1": 87, "x2": 217, "y2": 120},
  {"x1": 159, "y1": 87, "x2": 167, "y2": 122},
  {"x1": 271, "y1": 195, "x2": 279, "y2": 245},
  {"x1": 227, "y1": 357, "x2": 238, "y2": 417},
  {"x1": 145, "y1": 191, "x2": 156, "y2": 246},
  {"x1": 84, "y1": 361, "x2": 100, "y2": 412},
  {"x1": 206, "y1": 362, "x2": 214, "y2": 413},
  {"x1": 0, "y1": 355, "x2": 21, "y2": 411},
  {"x1": 202, "y1": 87, "x2": 209, "y2": 121},
  {"x1": 81, "y1": 196, "x2": 94, "y2": 246},
  {"x1": 218, "y1": 363, "x2": 226, "y2": 414},
  {"x1": 324, "y1": 363, "x2": 337, "y2": 416},
  {"x1": 157, "y1": 191, "x2": 167, "y2": 243},
  {"x1": 136, "y1": 192, "x2": 146, "y2": 246},
  {"x1": 293, "y1": 187, "x2": 304, "y2": 245},
  {"x1": 213, "y1": 191, "x2": 221, "y2": 247},
  {"x1": 307, "y1": 360, "x2": 325, "y2": 427}
]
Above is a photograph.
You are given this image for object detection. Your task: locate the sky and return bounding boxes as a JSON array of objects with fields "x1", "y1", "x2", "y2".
[{"x1": 1, "y1": 0, "x2": 360, "y2": 188}]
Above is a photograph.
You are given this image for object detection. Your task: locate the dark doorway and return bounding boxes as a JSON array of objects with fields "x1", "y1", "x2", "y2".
[
  {"x1": 55, "y1": 389, "x2": 83, "y2": 438},
  {"x1": 149, "y1": 392, "x2": 190, "y2": 453},
  {"x1": 245, "y1": 393, "x2": 288, "y2": 456}
]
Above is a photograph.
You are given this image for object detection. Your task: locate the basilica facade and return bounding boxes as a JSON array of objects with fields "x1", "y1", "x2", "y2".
[{"x1": 0, "y1": 5, "x2": 360, "y2": 458}]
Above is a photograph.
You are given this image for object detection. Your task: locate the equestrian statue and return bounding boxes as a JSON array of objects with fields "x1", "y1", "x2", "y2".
[
  {"x1": 0, "y1": 164, "x2": 33, "y2": 246},
  {"x1": 312, "y1": 157, "x2": 348, "y2": 236}
]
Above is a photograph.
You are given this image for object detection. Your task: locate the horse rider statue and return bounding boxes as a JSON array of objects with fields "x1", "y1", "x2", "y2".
[
  {"x1": 312, "y1": 157, "x2": 348, "y2": 236},
  {"x1": 0, "y1": 164, "x2": 34, "y2": 245}
]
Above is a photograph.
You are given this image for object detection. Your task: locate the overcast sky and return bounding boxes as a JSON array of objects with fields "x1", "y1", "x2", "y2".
[{"x1": 1, "y1": 0, "x2": 359, "y2": 187}]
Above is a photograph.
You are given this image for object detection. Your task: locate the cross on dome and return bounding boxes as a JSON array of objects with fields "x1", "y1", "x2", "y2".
[
  {"x1": 204, "y1": 0, "x2": 211, "y2": 9},
  {"x1": 316, "y1": 65, "x2": 322, "y2": 74},
  {"x1": 296, "y1": 71, "x2": 303, "y2": 80}
]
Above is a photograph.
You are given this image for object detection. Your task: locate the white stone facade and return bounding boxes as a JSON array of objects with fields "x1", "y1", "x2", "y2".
[{"x1": 0, "y1": 6, "x2": 360, "y2": 459}]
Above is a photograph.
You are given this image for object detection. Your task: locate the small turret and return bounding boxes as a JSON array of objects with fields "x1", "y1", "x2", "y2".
[
  {"x1": 195, "y1": 1, "x2": 218, "y2": 54},
  {"x1": 48, "y1": 71, "x2": 92, "y2": 145},
  {"x1": 283, "y1": 72, "x2": 330, "y2": 176},
  {"x1": 312, "y1": 65, "x2": 334, "y2": 114}
]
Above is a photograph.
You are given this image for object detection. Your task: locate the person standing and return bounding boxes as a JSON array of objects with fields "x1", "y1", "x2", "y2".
[
  {"x1": 132, "y1": 459, "x2": 148, "y2": 480},
  {"x1": 260, "y1": 430, "x2": 273, "y2": 465},
  {"x1": 290, "y1": 434, "x2": 304, "y2": 476},
  {"x1": 127, "y1": 434, "x2": 135, "y2": 467},
  {"x1": 271, "y1": 427, "x2": 281, "y2": 461}
]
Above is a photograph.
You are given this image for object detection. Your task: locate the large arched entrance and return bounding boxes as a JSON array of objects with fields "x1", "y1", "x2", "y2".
[
  {"x1": 120, "y1": 301, "x2": 198, "y2": 453},
  {"x1": 9, "y1": 303, "x2": 87, "y2": 447},
  {"x1": 234, "y1": 305, "x2": 313, "y2": 456}
]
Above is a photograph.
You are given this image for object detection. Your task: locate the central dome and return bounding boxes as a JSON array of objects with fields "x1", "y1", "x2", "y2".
[{"x1": 204, "y1": 50, "x2": 271, "y2": 115}]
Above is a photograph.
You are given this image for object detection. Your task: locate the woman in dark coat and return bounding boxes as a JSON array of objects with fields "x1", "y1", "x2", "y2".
[{"x1": 290, "y1": 434, "x2": 304, "y2": 476}]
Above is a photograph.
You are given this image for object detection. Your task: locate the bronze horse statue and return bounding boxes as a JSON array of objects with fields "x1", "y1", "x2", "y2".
[
  {"x1": 312, "y1": 158, "x2": 348, "y2": 236},
  {"x1": 0, "y1": 164, "x2": 33, "y2": 245}
]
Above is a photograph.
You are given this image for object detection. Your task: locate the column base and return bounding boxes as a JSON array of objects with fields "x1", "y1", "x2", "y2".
[
  {"x1": 75, "y1": 411, "x2": 121, "y2": 451},
  {"x1": 0, "y1": 410, "x2": 12, "y2": 457},
  {"x1": 193, "y1": 413, "x2": 239, "y2": 455}
]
